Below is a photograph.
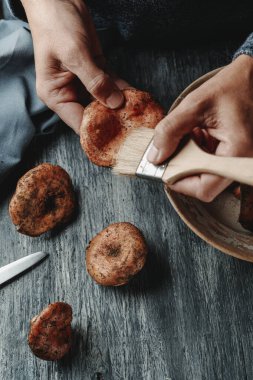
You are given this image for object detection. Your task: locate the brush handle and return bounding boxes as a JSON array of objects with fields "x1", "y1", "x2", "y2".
[{"x1": 163, "y1": 140, "x2": 253, "y2": 186}]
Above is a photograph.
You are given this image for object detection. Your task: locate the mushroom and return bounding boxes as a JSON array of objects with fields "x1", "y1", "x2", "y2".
[
  {"x1": 28, "y1": 302, "x2": 72, "y2": 360},
  {"x1": 86, "y1": 222, "x2": 148, "y2": 286},
  {"x1": 9, "y1": 163, "x2": 75, "y2": 237}
]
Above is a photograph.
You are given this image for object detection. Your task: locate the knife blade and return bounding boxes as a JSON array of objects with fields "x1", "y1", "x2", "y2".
[{"x1": 0, "y1": 251, "x2": 49, "y2": 286}]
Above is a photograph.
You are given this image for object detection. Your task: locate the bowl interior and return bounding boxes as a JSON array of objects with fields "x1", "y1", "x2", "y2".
[{"x1": 166, "y1": 68, "x2": 253, "y2": 262}]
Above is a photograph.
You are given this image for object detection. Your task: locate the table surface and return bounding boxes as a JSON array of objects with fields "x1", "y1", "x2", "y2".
[{"x1": 1, "y1": 38, "x2": 253, "y2": 380}]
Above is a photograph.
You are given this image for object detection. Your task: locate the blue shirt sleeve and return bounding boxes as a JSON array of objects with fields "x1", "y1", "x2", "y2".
[
  {"x1": 233, "y1": 33, "x2": 253, "y2": 60},
  {"x1": 0, "y1": 5, "x2": 59, "y2": 183},
  {"x1": 5, "y1": 0, "x2": 26, "y2": 20}
]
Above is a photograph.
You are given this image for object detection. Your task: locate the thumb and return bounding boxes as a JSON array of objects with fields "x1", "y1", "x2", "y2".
[
  {"x1": 148, "y1": 99, "x2": 203, "y2": 164},
  {"x1": 72, "y1": 53, "x2": 124, "y2": 109}
]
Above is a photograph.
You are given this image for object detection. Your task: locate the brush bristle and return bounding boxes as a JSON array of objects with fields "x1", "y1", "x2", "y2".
[{"x1": 113, "y1": 127, "x2": 154, "y2": 176}]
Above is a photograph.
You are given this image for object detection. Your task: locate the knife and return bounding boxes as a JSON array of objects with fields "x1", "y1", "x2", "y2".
[{"x1": 0, "y1": 251, "x2": 49, "y2": 286}]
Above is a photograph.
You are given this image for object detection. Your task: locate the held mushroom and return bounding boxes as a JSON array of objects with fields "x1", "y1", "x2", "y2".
[{"x1": 80, "y1": 88, "x2": 164, "y2": 167}]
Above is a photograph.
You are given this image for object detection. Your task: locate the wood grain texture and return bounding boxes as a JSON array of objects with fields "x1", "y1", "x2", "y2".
[{"x1": 1, "y1": 39, "x2": 253, "y2": 380}]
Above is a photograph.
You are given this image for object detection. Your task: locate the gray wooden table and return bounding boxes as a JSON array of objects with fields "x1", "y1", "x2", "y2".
[{"x1": 1, "y1": 38, "x2": 253, "y2": 380}]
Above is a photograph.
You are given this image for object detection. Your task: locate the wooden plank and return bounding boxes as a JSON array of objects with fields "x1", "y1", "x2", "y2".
[{"x1": 1, "y1": 39, "x2": 253, "y2": 380}]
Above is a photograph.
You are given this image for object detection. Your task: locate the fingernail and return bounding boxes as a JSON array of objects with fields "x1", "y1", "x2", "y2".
[
  {"x1": 106, "y1": 91, "x2": 124, "y2": 108},
  {"x1": 147, "y1": 144, "x2": 159, "y2": 163}
]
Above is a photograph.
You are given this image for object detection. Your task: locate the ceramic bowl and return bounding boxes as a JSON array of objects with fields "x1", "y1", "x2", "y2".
[{"x1": 165, "y1": 68, "x2": 253, "y2": 262}]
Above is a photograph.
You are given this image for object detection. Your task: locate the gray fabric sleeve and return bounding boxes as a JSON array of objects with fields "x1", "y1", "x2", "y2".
[
  {"x1": 233, "y1": 33, "x2": 253, "y2": 60},
  {"x1": 0, "y1": 18, "x2": 59, "y2": 183},
  {"x1": 5, "y1": 0, "x2": 26, "y2": 20}
]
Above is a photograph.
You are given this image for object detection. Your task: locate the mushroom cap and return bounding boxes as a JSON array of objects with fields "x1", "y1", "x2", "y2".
[
  {"x1": 28, "y1": 302, "x2": 72, "y2": 361},
  {"x1": 9, "y1": 163, "x2": 75, "y2": 236},
  {"x1": 80, "y1": 88, "x2": 164, "y2": 167},
  {"x1": 86, "y1": 222, "x2": 148, "y2": 286}
]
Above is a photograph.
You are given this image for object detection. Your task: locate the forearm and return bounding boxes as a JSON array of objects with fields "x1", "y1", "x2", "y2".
[
  {"x1": 19, "y1": 0, "x2": 87, "y2": 38},
  {"x1": 20, "y1": 0, "x2": 36, "y2": 15},
  {"x1": 19, "y1": 0, "x2": 54, "y2": 36},
  {"x1": 8, "y1": 0, "x2": 84, "y2": 26}
]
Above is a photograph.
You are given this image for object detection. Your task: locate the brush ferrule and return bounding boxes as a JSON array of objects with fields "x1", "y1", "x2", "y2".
[{"x1": 136, "y1": 140, "x2": 168, "y2": 180}]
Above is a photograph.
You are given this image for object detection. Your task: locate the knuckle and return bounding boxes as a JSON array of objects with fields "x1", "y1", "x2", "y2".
[
  {"x1": 155, "y1": 119, "x2": 168, "y2": 133},
  {"x1": 203, "y1": 112, "x2": 218, "y2": 128},
  {"x1": 155, "y1": 115, "x2": 182, "y2": 143},
  {"x1": 86, "y1": 72, "x2": 110, "y2": 95},
  {"x1": 155, "y1": 117, "x2": 174, "y2": 134},
  {"x1": 181, "y1": 92, "x2": 207, "y2": 113}
]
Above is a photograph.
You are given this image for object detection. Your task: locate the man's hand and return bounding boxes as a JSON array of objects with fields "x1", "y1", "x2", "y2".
[
  {"x1": 148, "y1": 55, "x2": 253, "y2": 202},
  {"x1": 21, "y1": 0, "x2": 126, "y2": 134}
]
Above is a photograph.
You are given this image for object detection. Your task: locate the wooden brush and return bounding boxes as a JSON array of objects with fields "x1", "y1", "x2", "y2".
[{"x1": 113, "y1": 127, "x2": 253, "y2": 186}]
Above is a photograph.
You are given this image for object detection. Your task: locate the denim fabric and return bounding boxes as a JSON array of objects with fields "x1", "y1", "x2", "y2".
[
  {"x1": 85, "y1": 0, "x2": 253, "y2": 44},
  {"x1": 234, "y1": 33, "x2": 253, "y2": 59}
]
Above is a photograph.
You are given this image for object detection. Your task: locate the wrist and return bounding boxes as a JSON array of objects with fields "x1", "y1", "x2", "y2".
[
  {"x1": 232, "y1": 54, "x2": 253, "y2": 85},
  {"x1": 233, "y1": 54, "x2": 253, "y2": 72},
  {"x1": 20, "y1": 0, "x2": 84, "y2": 13},
  {"x1": 20, "y1": 0, "x2": 86, "y2": 32},
  {"x1": 234, "y1": 53, "x2": 253, "y2": 65}
]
